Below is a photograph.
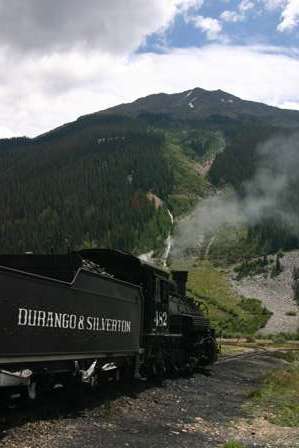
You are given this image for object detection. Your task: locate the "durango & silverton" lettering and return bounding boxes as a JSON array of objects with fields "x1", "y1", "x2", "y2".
[{"x1": 17, "y1": 307, "x2": 131, "y2": 333}]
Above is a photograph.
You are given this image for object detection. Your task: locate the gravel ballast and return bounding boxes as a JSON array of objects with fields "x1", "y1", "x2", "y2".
[{"x1": 0, "y1": 351, "x2": 297, "y2": 448}]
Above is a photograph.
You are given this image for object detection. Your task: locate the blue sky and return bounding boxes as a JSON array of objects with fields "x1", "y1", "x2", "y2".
[
  {"x1": 143, "y1": 0, "x2": 299, "y2": 51},
  {"x1": 0, "y1": 0, "x2": 298, "y2": 137}
]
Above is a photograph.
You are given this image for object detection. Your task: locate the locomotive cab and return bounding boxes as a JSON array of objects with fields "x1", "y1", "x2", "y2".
[{"x1": 140, "y1": 264, "x2": 170, "y2": 334}]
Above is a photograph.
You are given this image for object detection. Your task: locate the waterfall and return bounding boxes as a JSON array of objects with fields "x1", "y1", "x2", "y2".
[
  {"x1": 139, "y1": 207, "x2": 174, "y2": 267},
  {"x1": 161, "y1": 209, "x2": 174, "y2": 267}
]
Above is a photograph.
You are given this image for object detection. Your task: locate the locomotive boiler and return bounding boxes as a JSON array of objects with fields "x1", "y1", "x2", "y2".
[{"x1": 0, "y1": 249, "x2": 217, "y2": 398}]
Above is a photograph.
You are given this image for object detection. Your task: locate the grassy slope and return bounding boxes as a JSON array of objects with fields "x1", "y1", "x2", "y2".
[
  {"x1": 187, "y1": 261, "x2": 271, "y2": 336},
  {"x1": 247, "y1": 352, "x2": 299, "y2": 427},
  {"x1": 163, "y1": 134, "x2": 210, "y2": 215}
]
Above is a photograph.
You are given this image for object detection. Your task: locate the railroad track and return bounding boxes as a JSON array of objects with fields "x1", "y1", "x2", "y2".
[
  {"x1": 216, "y1": 346, "x2": 299, "y2": 365},
  {"x1": 216, "y1": 347, "x2": 267, "y2": 365}
]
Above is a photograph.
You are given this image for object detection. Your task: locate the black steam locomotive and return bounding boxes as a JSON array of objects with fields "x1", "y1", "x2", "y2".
[{"x1": 0, "y1": 249, "x2": 217, "y2": 398}]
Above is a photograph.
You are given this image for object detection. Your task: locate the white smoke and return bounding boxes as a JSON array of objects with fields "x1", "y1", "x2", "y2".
[{"x1": 171, "y1": 132, "x2": 299, "y2": 258}]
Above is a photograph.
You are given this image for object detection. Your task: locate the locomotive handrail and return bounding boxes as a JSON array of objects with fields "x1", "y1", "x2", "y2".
[{"x1": 0, "y1": 263, "x2": 142, "y2": 292}]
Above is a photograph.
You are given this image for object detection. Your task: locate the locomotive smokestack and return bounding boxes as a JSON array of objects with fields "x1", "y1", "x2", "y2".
[{"x1": 171, "y1": 271, "x2": 188, "y2": 296}]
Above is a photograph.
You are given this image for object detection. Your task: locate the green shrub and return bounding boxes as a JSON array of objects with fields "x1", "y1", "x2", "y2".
[
  {"x1": 234, "y1": 257, "x2": 268, "y2": 280},
  {"x1": 187, "y1": 261, "x2": 271, "y2": 337},
  {"x1": 223, "y1": 442, "x2": 247, "y2": 448}
]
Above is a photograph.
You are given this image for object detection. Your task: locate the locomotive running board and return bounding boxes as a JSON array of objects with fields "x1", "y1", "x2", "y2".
[{"x1": 0, "y1": 351, "x2": 140, "y2": 365}]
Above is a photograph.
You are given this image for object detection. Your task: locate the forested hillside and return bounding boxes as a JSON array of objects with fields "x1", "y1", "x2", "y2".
[
  {"x1": 1, "y1": 87, "x2": 299, "y2": 256},
  {"x1": 0, "y1": 116, "x2": 174, "y2": 254}
]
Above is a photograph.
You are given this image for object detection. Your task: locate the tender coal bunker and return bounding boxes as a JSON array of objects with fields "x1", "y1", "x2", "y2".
[
  {"x1": 78, "y1": 248, "x2": 144, "y2": 284},
  {"x1": 0, "y1": 253, "x2": 82, "y2": 282}
]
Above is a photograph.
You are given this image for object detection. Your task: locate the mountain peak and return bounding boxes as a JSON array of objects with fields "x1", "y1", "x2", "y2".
[
  {"x1": 34, "y1": 87, "x2": 299, "y2": 141},
  {"x1": 97, "y1": 87, "x2": 299, "y2": 128}
]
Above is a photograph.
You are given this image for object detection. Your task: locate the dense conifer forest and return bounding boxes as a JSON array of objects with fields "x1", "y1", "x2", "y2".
[{"x1": 0, "y1": 116, "x2": 173, "y2": 254}]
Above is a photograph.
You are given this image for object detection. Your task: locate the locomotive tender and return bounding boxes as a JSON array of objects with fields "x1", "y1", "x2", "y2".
[{"x1": 0, "y1": 249, "x2": 217, "y2": 398}]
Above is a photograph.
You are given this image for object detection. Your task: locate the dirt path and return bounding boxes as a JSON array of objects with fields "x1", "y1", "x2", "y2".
[
  {"x1": 0, "y1": 352, "x2": 297, "y2": 448},
  {"x1": 231, "y1": 251, "x2": 299, "y2": 335}
]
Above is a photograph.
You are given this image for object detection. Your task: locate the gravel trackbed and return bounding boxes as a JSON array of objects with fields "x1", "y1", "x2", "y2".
[{"x1": 0, "y1": 351, "x2": 297, "y2": 448}]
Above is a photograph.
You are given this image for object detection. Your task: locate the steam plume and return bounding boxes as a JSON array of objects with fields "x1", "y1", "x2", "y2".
[{"x1": 171, "y1": 132, "x2": 299, "y2": 258}]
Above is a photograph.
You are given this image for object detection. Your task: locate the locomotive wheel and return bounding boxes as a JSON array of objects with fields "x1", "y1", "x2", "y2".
[
  {"x1": 141, "y1": 355, "x2": 166, "y2": 380},
  {"x1": 164, "y1": 355, "x2": 179, "y2": 377},
  {"x1": 194, "y1": 336, "x2": 218, "y2": 367}
]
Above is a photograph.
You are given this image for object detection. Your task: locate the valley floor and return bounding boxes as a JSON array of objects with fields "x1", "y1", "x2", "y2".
[{"x1": 231, "y1": 251, "x2": 299, "y2": 335}]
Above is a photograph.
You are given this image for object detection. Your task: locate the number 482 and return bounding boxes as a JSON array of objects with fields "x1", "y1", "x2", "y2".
[{"x1": 154, "y1": 311, "x2": 168, "y2": 328}]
